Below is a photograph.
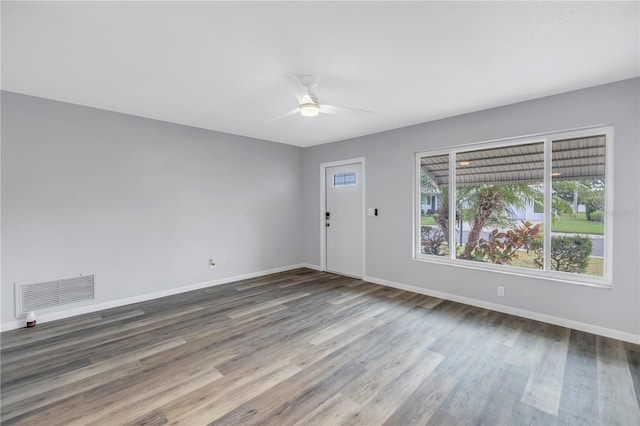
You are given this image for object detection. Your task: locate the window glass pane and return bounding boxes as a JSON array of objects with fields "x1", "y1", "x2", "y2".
[
  {"x1": 455, "y1": 142, "x2": 544, "y2": 270},
  {"x1": 419, "y1": 154, "x2": 449, "y2": 257},
  {"x1": 551, "y1": 135, "x2": 605, "y2": 277},
  {"x1": 334, "y1": 172, "x2": 356, "y2": 186},
  {"x1": 344, "y1": 172, "x2": 356, "y2": 184}
]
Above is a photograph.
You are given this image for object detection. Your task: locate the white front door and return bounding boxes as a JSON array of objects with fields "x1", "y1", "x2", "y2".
[{"x1": 325, "y1": 163, "x2": 363, "y2": 278}]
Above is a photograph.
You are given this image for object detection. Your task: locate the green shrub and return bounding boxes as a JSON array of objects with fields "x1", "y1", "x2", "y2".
[
  {"x1": 421, "y1": 226, "x2": 445, "y2": 256},
  {"x1": 585, "y1": 200, "x2": 603, "y2": 221},
  {"x1": 473, "y1": 221, "x2": 541, "y2": 265},
  {"x1": 590, "y1": 210, "x2": 604, "y2": 223},
  {"x1": 533, "y1": 235, "x2": 593, "y2": 273}
]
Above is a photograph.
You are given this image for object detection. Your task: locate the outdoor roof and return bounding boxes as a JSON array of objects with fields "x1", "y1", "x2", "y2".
[{"x1": 421, "y1": 135, "x2": 606, "y2": 186}]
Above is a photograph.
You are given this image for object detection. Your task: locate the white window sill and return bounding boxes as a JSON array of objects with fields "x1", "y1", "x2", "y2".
[{"x1": 412, "y1": 255, "x2": 612, "y2": 289}]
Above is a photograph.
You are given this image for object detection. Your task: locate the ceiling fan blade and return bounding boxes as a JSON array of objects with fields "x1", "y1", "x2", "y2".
[
  {"x1": 320, "y1": 104, "x2": 374, "y2": 115},
  {"x1": 265, "y1": 107, "x2": 299, "y2": 123},
  {"x1": 285, "y1": 74, "x2": 313, "y2": 104}
]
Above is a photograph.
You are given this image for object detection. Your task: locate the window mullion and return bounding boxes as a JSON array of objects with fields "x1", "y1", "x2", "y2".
[
  {"x1": 543, "y1": 137, "x2": 552, "y2": 271},
  {"x1": 449, "y1": 153, "x2": 457, "y2": 260},
  {"x1": 415, "y1": 153, "x2": 422, "y2": 258}
]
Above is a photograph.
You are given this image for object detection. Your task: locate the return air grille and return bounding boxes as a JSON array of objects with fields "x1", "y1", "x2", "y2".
[{"x1": 16, "y1": 274, "x2": 95, "y2": 315}]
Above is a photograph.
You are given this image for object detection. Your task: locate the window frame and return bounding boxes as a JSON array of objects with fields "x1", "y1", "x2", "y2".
[{"x1": 414, "y1": 125, "x2": 613, "y2": 287}]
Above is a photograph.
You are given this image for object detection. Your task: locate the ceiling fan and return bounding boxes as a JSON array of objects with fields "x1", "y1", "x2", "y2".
[{"x1": 265, "y1": 74, "x2": 373, "y2": 123}]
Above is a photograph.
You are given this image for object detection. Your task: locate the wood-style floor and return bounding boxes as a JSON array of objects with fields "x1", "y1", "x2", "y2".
[{"x1": 1, "y1": 268, "x2": 639, "y2": 425}]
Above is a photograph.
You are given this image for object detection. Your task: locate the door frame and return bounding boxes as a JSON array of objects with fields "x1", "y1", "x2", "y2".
[{"x1": 320, "y1": 157, "x2": 366, "y2": 277}]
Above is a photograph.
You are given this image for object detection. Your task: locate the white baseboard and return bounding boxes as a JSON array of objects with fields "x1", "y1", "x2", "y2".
[
  {"x1": 1, "y1": 263, "x2": 315, "y2": 332},
  {"x1": 302, "y1": 263, "x2": 321, "y2": 271},
  {"x1": 364, "y1": 274, "x2": 640, "y2": 345}
]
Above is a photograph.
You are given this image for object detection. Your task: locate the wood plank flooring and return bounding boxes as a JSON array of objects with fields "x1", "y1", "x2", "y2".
[{"x1": 2, "y1": 268, "x2": 639, "y2": 425}]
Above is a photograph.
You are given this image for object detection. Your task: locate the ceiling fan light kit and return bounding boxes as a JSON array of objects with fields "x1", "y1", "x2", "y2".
[
  {"x1": 299, "y1": 103, "x2": 320, "y2": 117},
  {"x1": 265, "y1": 74, "x2": 374, "y2": 123}
]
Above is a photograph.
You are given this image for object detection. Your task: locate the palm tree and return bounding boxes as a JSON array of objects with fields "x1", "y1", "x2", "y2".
[
  {"x1": 552, "y1": 179, "x2": 603, "y2": 218},
  {"x1": 457, "y1": 184, "x2": 543, "y2": 260},
  {"x1": 434, "y1": 186, "x2": 450, "y2": 243},
  {"x1": 420, "y1": 173, "x2": 451, "y2": 243},
  {"x1": 421, "y1": 170, "x2": 544, "y2": 259}
]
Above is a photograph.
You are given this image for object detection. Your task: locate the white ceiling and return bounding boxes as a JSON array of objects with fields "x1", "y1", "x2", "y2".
[{"x1": 2, "y1": 1, "x2": 638, "y2": 147}]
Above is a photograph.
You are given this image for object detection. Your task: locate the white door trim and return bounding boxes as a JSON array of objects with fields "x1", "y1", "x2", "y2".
[{"x1": 320, "y1": 157, "x2": 366, "y2": 277}]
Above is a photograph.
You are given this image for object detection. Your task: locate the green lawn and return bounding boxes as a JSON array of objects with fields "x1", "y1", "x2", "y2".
[
  {"x1": 421, "y1": 216, "x2": 437, "y2": 226},
  {"x1": 510, "y1": 251, "x2": 603, "y2": 277},
  {"x1": 550, "y1": 212, "x2": 603, "y2": 235},
  {"x1": 451, "y1": 248, "x2": 604, "y2": 277}
]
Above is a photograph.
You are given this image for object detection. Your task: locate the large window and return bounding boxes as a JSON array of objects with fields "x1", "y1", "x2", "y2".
[{"x1": 416, "y1": 127, "x2": 611, "y2": 285}]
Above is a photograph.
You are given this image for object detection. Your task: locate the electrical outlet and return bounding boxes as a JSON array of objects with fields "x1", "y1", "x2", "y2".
[
  {"x1": 497, "y1": 286, "x2": 505, "y2": 297},
  {"x1": 209, "y1": 259, "x2": 216, "y2": 269}
]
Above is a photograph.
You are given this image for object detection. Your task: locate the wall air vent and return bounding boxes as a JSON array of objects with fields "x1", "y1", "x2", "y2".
[{"x1": 15, "y1": 274, "x2": 95, "y2": 317}]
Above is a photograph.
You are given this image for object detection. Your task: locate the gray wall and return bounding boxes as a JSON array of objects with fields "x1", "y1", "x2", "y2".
[
  {"x1": 301, "y1": 78, "x2": 640, "y2": 336},
  {"x1": 1, "y1": 92, "x2": 304, "y2": 323},
  {"x1": 3, "y1": 79, "x2": 639, "y2": 336}
]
